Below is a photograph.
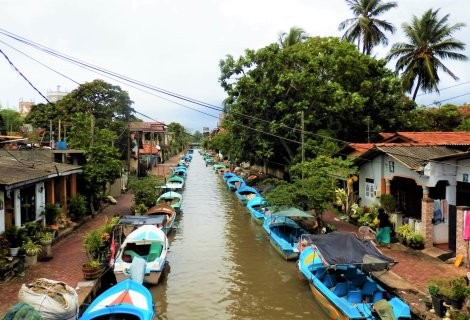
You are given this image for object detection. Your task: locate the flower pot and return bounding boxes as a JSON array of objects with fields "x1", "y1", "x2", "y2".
[
  {"x1": 25, "y1": 254, "x2": 38, "y2": 266},
  {"x1": 431, "y1": 295, "x2": 445, "y2": 317},
  {"x1": 82, "y1": 263, "x2": 102, "y2": 280},
  {"x1": 451, "y1": 298, "x2": 463, "y2": 310},
  {"x1": 9, "y1": 247, "x2": 20, "y2": 257}
]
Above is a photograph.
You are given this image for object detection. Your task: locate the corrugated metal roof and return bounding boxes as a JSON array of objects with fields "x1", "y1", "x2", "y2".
[
  {"x1": 0, "y1": 157, "x2": 82, "y2": 187},
  {"x1": 376, "y1": 146, "x2": 463, "y2": 170}
]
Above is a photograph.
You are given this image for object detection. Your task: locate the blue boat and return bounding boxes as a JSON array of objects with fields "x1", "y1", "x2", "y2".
[
  {"x1": 157, "y1": 191, "x2": 183, "y2": 213},
  {"x1": 235, "y1": 184, "x2": 261, "y2": 205},
  {"x1": 226, "y1": 176, "x2": 245, "y2": 191},
  {"x1": 246, "y1": 196, "x2": 270, "y2": 223},
  {"x1": 223, "y1": 171, "x2": 237, "y2": 182},
  {"x1": 80, "y1": 279, "x2": 154, "y2": 320},
  {"x1": 262, "y1": 207, "x2": 311, "y2": 260},
  {"x1": 173, "y1": 167, "x2": 187, "y2": 179},
  {"x1": 298, "y1": 232, "x2": 411, "y2": 320}
]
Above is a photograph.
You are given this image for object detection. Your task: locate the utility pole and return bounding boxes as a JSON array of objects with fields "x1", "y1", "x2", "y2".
[{"x1": 301, "y1": 110, "x2": 305, "y2": 180}]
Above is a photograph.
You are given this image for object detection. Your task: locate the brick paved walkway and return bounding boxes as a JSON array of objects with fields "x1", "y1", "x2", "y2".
[{"x1": 0, "y1": 153, "x2": 183, "y2": 317}]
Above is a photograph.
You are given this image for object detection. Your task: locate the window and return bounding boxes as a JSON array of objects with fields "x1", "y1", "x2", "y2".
[{"x1": 365, "y1": 178, "x2": 375, "y2": 198}]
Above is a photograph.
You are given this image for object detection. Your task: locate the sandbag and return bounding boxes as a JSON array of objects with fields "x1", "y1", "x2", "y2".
[{"x1": 18, "y1": 278, "x2": 78, "y2": 320}]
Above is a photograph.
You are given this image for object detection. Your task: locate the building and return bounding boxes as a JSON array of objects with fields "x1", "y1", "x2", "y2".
[
  {"x1": 18, "y1": 100, "x2": 35, "y2": 117},
  {"x1": 46, "y1": 85, "x2": 68, "y2": 103},
  {"x1": 338, "y1": 132, "x2": 470, "y2": 255},
  {"x1": 0, "y1": 149, "x2": 82, "y2": 233}
]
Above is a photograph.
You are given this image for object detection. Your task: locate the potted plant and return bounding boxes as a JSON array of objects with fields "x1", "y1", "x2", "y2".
[
  {"x1": 39, "y1": 232, "x2": 53, "y2": 258},
  {"x1": 5, "y1": 226, "x2": 23, "y2": 257},
  {"x1": 22, "y1": 239, "x2": 42, "y2": 266},
  {"x1": 396, "y1": 224, "x2": 413, "y2": 245},
  {"x1": 82, "y1": 230, "x2": 105, "y2": 280},
  {"x1": 406, "y1": 232, "x2": 424, "y2": 250},
  {"x1": 428, "y1": 279, "x2": 446, "y2": 317},
  {"x1": 449, "y1": 277, "x2": 467, "y2": 309}
]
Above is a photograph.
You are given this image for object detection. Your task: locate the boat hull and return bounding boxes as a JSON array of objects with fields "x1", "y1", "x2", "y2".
[
  {"x1": 269, "y1": 237, "x2": 299, "y2": 260},
  {"x1": 307, "y1": 282, "x2": 350, "y2": 320},
  {"x1": 114, "y1": 270, "x2": 163, "y2": 285}
]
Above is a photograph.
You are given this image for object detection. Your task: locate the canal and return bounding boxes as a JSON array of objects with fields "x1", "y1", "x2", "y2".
[{"x1": 149, "y1": 152, "x2": 328, "y2": 319}]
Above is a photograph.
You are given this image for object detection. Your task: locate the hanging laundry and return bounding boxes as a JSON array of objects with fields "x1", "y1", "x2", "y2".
[
  {"x1": 464, "y1": 210, "x2": 470, "y2": 241},
  {"x1": 433, "y1": 199, "x2": 443, "y2": 225}
]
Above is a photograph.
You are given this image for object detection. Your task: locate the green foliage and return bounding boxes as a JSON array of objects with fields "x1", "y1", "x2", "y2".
[
  {"x1": 379, "y1": 194, "x2": 397, "y2": 213},
  {"x1": 456, "y1": 118, "x2": 470, "y2": 131},
  {"x1": 131, "y1": 203, "x2": 149, "y2": 216},
  {"x1": 428, "y1": 284, "x2": 440, "y2": 296},
  {"x1": 396, "y1": 224, "x2": 413, "y2": 239},
  {"x1": 0, "y1": 108, "x2": 24, "y2": 133},
  {"x1": 406, "y1": 232, "x2": 424, "y2": 245},
  {"x1": 192, "y1": 130, "x2": 203, "y2": 143},
  {"x1": 167, "y1": 122, "x2": 191, "y2": 154},
  {"x1": 43, "y1": 203, "x2": 62, "y2": 225},
  {"x1": 69, "y1": 194, "x2": 88, "y2": 221},
  {"x1": 4, "y1": 226, "x2": 23, "y2": 248},
  {"x1": 449, "y1": 277, "x2": 468, "y2": 302},
  {"x1": 338, "y1": 0, "x2": 397, "y2": 55},
  {"x1": 219, "y1": 36, "x2": 412, "y2": 167},
  {"x1": 22, "y1": 239, "x2": 42, "y2": 256},
  {"x1": 127, "y1": 175, "x2": 164, "y2": 208},
  {"x1": 68, "y1": 113, "x2": 122, "y2": 199},
  {"x1": 84, "y1": 230, "x2": 104, "y2": 260},
  {"x1": 387, "y1": 9, "x2": 467, "y2": 100}
]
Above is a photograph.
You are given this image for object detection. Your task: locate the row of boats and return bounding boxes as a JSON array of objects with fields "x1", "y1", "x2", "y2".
[
  {"x1": 209, "y1": 154, "x2": 412, "y2": 320},
  {"x1": 80, "y1": 151, "x2": 194, "y2": 320}
]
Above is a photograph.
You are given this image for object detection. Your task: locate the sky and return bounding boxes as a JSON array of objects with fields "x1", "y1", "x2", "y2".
[{"x1": 1, "y1": 0, "x2": 470, "y2": 133}]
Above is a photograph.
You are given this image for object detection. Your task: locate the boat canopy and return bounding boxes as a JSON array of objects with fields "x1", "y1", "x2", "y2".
[
  {"x1": 271, "y1": 207, "x2": 313, "y2": 218},
  {"x1": 303, "y1": 232, "x2": 395, "y2": 271},
  {"x1": 126, "y1": 225, "x2": 166, "y2": 242}
]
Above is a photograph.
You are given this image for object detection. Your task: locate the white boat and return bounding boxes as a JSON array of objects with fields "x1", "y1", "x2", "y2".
[{"x1": 114, "y1": 225, "x2": 169, "y2": 285}]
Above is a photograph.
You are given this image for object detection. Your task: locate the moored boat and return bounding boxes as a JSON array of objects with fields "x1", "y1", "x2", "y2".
[
  {"x1": 235, "y1": 184, "x2": 261, "y2": 205},
  {"x1": 173, "y1": 167, "x2": 187, "y2": 179},
  {"x1": 246, "y1": 196, "x2": 270, "y2": 223},
  {"x1": 223, "y1": 171, "x2": 237, "y2": 182},
  {"x1": 157, "y1": 191, "x2": 183, "y2": 213},
  {"x1": 298, "y1": 232, "x2": 411, "y2": 319},
  {"x1": 145, "y1": 203, "x2": 177, "y2": 234},
  {"x1": 79, "y1": 279, "x2": 154, "y2": 320},
  {"x1": 114, "y1": 225, "x2": 169, "y2": 285},
  {"x1": 262, "y1": 207, "x2": 311, "y2": 260},
  {"x1": 226, "y1": 176, "x2": 245, "y2": 191}
]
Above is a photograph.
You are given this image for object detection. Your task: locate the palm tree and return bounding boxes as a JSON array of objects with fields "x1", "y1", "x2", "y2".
[
  {"x1": 278, "y1": 26, "x2": 308, "y2": 48},
  {"x1": 338, "y1": 0, "x2": 397, "y2": 55},
  {"x1": 387, "y1": 9, "x2": 467, "y2": 101}
]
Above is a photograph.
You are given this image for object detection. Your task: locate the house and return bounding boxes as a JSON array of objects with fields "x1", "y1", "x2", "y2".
[
  {"x1": 129, "y1": 122, "x2": 168, "y2": 175},
  {"x1": 0, "y1": 149, "x2": 82, "y2": 233},
  {"x1": 338, "y1": 132, "x2": 470, "y2": 256}
]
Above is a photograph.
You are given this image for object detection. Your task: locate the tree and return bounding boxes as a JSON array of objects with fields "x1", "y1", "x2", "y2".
[
  {"x1": 219, "y1": 37, "x2": 413, "y2": 167},
  {"x1": 166, "y1": 122, "x2": 190, "y2": 154},
  {"x1": 266, "y1": 156, "x2": 357, "y2": 214},
  {"x1": 68, "y1": 114, "x2": 122, "y2": 212},
  {"x1": 0, "y1": 108, "x2": 24, "y2": 133},
  {"x1": 25, "y1": 79, "x2": 135, "y2": 158},
  {"x1": 387, "y1": 9, "x2": 468, "y2": 100},
  {"x1": 338, "y1": 0, "x2": 397, "y2": 55},
  {"x1": 278, "y1": 26, "x2": 308, "y2": 48},
  {"x1": 192, "y1": 130, "x2": 203, "y2": 143}
]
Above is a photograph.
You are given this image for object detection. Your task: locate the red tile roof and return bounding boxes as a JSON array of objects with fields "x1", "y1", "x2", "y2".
[
  {"x1": 381, "y1": 132, "x2": 470, "y2": 145},
  {"x1": 130, "y1": 122, "x2": 166, "y2": 132}
]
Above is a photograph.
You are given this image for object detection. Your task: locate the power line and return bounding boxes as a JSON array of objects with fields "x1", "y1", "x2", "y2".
[
  {"x1": 417, "y1": 81, "x2": 470, "y2": 97},
  {"x1": 426, "y1": 92, "x2": 470, "y2": 107},
  {"x1": 0, "y1": 47, "x2": 50, "y2": 103},
  {"x1": 2, "y1": 30, "x2": 470, "y2": 171}
]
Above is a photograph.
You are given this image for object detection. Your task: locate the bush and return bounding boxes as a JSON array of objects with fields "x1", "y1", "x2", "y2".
[
  {"x1": 43, "y1": 203, "x2": 62, "y2": 225},
  {"x1": 127, "y1": 175, "x2": 165, "y2": 208},
  {"x1": 379, "y1": 194, "x2": 398, "y2": 213},
  {"x1": 69, "y1": 194, "x2": 88, "y2": 221}
]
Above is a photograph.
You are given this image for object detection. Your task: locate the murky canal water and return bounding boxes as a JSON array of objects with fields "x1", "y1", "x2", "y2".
[{"x1": 150, "y1": 152, "x2": 327, "y2": 319}]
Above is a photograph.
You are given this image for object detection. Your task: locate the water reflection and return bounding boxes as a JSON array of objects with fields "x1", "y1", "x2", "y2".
[{"x1": 149, "y1": 152, "x2": 327, "y2": 319}]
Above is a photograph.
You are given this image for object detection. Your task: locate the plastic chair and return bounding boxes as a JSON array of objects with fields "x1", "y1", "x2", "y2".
[
  {"x1": 358, "y1": 226, "x2": 376, "y2": 241},
  {"x1": 351, "y1": 274, "x2": 367, "y2": 288},
  {"x1": 347, "y1": 290, "x2": 363, "y2": 303},
  {"x1": 147, "y1": 242, "x2": 163, "y2": 262},
  {"x1": 362, "y1": 281, "x2": 378, "y2": 296},
  {"x1": 332, "y1": 282, "x2": 349, "y2": 297}
]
